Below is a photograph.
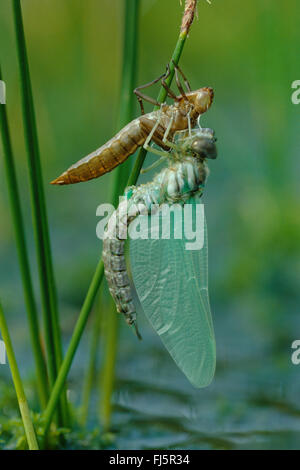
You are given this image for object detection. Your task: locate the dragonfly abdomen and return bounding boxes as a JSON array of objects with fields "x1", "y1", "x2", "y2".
[
  {"x1": 51, "y1": 118, "x2": 149, "y2": 185},
  {"x1": 103, "y1": 157, "x2": 208, "y2": 335},
  {"x1": 103, "y1": 198, "x2": 146, "y2": 328}
]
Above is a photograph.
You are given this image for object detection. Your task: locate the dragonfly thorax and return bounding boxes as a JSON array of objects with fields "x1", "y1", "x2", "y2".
[{"x1": 186, "y1": 87, "x2": 214, "y2": 121}]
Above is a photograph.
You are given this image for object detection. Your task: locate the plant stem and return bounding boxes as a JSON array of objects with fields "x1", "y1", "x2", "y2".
[
  {"x1": 80, "y1": 0, "x2": 140, "y2": 429},
  {"x1": 11, "y1": 0, "x2": 67, "y2": 425},
  {"x1": 99, "y1": 301, "x2": 118, "y2": 431},
  {"x1": 41, "y1": 0, "x2": 197, "y2": 436},
  {"x1": 111, "y1": 0, "x2": 140, "y2": 200},
  {"x1": 127, "y1": 31, "x2": 190, "y2": 187},
  {"x1": 99, "y1": 0, "x2": 140, "y2": 431},
  {"x1": 0, "y1": 302, "x2": 39, "y2": 450},
  {"x1": 80, "y1": 289, "x2": 103, "y2": 427},
  {"x1": 42, "y1": 262, "x2": 105, "y2": 435},
  {"x1": 0, "y1": 65, "x2": 49, "y2": 409}
]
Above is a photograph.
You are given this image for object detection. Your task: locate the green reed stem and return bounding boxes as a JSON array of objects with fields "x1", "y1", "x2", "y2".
[
  {"x1": 127, "y1": 30, "x2": 188, "y2": 186},
  {"x1": 80, "y1": 288, "x2": 103, "y2": 427},
  {"x1": 42, "y1": 262, "x2": 105, "y2": 435},
  {"x1": 99, "y1": 0, "x2": 140, "y2": 431},
  {"x1": 12, "y1": 0, "x2": 67, "y2": 425},
  {"x1": 99, "y1": 301, "x2": 118, "y2": 431},
  {"x1": 0, "y1": 302, "x2": 39, "y2": 450},
  {"x1": 28, "y1": 80, "x2": 69, "y2": 427},
  {"x1": 41, "y1": 3, "x2": 193, "y2": 436},
  {"x1": 0, "y1": 65, "x2": 49, "y2": 409},
  {"x1": 79, "y1": 0, "x2": 140, "y2": 428},
  {"x1": 111, "y1": 0, "x2": 140, "y2": 200}
]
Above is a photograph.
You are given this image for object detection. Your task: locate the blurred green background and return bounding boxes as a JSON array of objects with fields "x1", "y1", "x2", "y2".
[{"x1": 0, "y1": 0, "x2": 300, "y2": 449}]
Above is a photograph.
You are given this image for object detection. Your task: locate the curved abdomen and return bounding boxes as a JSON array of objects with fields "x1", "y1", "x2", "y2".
[
  {"x1": 51, "y1": 118, "x2": 149, "y2": 185},
  {"x1": 103, "y1": 159, "x2": 207, "y2": 334}
]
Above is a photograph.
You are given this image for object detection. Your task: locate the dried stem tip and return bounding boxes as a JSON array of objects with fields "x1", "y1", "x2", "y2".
[{"x1": 181, "y1": 0, "x2": 198, "y2": 34}]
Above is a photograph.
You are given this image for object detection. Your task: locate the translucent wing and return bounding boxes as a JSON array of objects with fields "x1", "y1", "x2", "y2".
[{"x1": 130, "y1": 197, "x2": 216, "y2": 388}]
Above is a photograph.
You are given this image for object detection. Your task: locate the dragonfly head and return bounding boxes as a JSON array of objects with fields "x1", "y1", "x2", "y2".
[
  {"x1": 190, "y1": 128, "x2": 217, "y2": 160},
  {"x1": 185, "y1": 87, "x2": 214, "y2": 117}
]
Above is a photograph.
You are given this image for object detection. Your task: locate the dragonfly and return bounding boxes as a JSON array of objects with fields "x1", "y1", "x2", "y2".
[
  {"x1": 102, "y1": 126, "x2": 218, "y2": 387},
  {"x1": 51, "y1": 63, "x2": 214, "y2": 185}
]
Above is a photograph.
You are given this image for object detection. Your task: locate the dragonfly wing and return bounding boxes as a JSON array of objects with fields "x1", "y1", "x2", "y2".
[{"x1": 130, "y1": 197, "x2": 216, "y2": 388}]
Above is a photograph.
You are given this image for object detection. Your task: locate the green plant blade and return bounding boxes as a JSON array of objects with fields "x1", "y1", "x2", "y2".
[
  {"x1": 0, "y1": 65, "x2": 49, "y2": 409},
  {"x1": 0, "y1": 301, "x2": 39, "y2": 450},
  {"x1": 130, "y1": 198, "x2": 216, "y2": 387},
  {"x1": 11, "y1": 0, "x2": 68, "y2": 425}
]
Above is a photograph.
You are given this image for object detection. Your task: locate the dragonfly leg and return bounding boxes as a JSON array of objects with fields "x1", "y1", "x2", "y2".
[
  {"x1": 143, "y1": 104, "x2": 178, "y2": 160},
  {"x1": 134, "y1": 91, "x2": 161, "y2": 115},
  {"x1": 141, "y1": 156, "x2": 167, "y2": 174},
  {"x1": 187, "y1": 110, "x2": 192, "y2": 136},
  {"x1": 161, "y1": 65, "x2": 180, "y2": 101},
  {"x1": 143, "y1": 143, "x2": 170, "y2": 159},
  {"x1": 132, "y1": 322, "x2": 142, "y2": 341},
  {"x1": 162, "y1": 113, "x2": 174, "y2": 143},
  {"x1": 134, "y1": 69, "x2": 169, "y2": 114},
  {"x1": 161, "y1": 80, "x2": 179, "y2": 100},
  {"x1": 197, "y1": 113, "x2": 202, "y2": 129},
  {"x1": 171, "y1": 60, "x2": 192, "y2": 92},
  {"x1": 161, "y1": 111, "x2": 183, "y2": 151},
  {"x1": 143, "y1": 109, "x2": 171, "y2": 160},
  {"x1": 174, "y1": 66, "x2": 189, "y2": 102},
  {"x1": 161, "y1": 139, "x2": 179, "y2": 152},
  {"x1": 143, "y1": 105, "x2": 164, "y2": 149}
]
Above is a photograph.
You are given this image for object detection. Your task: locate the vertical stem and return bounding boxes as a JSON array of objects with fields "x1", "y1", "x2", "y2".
[
  {"x1": 41, "y1": 0, "x2": 198, "y2": 436},
  {"x1": 99, "y1": 0, "x2": 140, "y2": 431},
  {"x1": 0, "y1": 65, "x2": 49, "y2": 409},
  {"x1": 80, "y1": 289, "x2": 103, "y2": 427},
  {"x1": 99, "y1": 302, "x2": 118, "y2": 431},
  {"x1": 127, "y1": 32, "x2": 189, "y2": 186},
  {"x1": 111, "y1": 0, "x2": 140, "y2": 199},
  {"x1": 0, "y1": 302, "x2": 39, "y2": 450},
  {"x1": 11, "y1": 0, "x2": 67, "y2": 425},
  {"x1": 80, "y1": 0, "x2": 140, "y2": 423},
  {"x1": 42, "y1": 262, "x2": 105, "y2": 435}
]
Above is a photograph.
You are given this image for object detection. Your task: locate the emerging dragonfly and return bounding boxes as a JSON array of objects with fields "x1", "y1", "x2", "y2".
[
  {"x1": 51, "y1": 63, "x2": 213, "y2": 185},
  {"x1": 102, "y1": 126, "x2": 217, "y2": 387}
]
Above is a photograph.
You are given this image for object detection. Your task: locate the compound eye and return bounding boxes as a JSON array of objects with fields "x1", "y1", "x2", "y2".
[
  {"x1": 191, "y1": 138, "x2": 217, "y2": 159},
  {"x1": 191, "y1": 138, "x2": 205, "y2": 154}
]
